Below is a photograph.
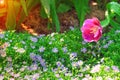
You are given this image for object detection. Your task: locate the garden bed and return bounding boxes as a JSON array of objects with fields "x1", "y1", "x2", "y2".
[{"x1": 0, "y1": 26, "x2": 120, "y2": 79}]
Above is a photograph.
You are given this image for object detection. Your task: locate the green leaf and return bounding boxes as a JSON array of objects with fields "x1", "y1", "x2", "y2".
[
  {"x1": 17, "y1": 0, "x2": 39, "y2": 26},
  {"x1": 73, "y1": 0, "x2": 89, "y2": 27},
  {"x1": 110, "y1": 20, "x2": 120, "y2": 28},
  {"x1": 13, "y1": 1, "x2": 21, "y2": 16},
  {"x1": 101, "y1": 11, "x2": 110, "y2": 27},
  {"x1": 6, "y1": 0, "x2": 16, "y2": 30},
  {"x1": 107, "y1": 2, "x2": 120, "y2": 16},
  {"x1": 40, "y1": 7, "x2": 48, "y2": 18},
  {"x1": 20, "y1": 0, "x2": 28, "y2": 16},
  {"x1": 57, "y1": 3, "x2": 71, "y2": 13},
  {"x1": 50, "y1": 0, "x2": 60, "y2": 32},
  {"x1": 40, "y1": 0, "x2": 51, "y2": 18}
]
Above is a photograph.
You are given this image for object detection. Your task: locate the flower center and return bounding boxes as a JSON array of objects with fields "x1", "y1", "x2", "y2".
[{"x1": 90, "y1": 26, "x2": 99, "y2": 34}]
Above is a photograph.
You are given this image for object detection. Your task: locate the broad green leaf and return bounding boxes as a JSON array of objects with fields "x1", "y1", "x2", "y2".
[
  {"x1": 6, "y1": 0, "x2": 16, "y2": 30},
  {"x1": 107, "y1": 2, "x2": 120, "y2": 16},
  {"x1": 20, "y1": 0, "x2": 28, "y2": 16},
  {"x1": 57, "y1": 3, "x2": 71, "y2": 13}
]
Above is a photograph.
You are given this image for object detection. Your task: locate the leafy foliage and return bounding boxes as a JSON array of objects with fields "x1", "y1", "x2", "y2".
[
  {"x1": 72, "y1": 0, "x2": 89, "y2": 26},
  {"x1": 0, "y1": 0, "x2": 89, "y2": 32},
  {"x1": 101, "y1": 2, "x2": 120, "y2": 28}
]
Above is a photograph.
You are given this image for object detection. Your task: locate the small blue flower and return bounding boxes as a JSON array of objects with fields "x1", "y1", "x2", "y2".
[
  {"x1": 52, "y1": 48, "x2": 58, "y2": 53},
  {"x1": 39, "y1": 46, "x2": 45, "y2": 52},
  {"x1": 81, "y1": 48, "x2": 87, "y2": 53},
  {"x1": 62, "y1": 47, "x2": 68, "y2": 53},
  {"x1": 30, "y1": 36, "x2": 38, "y2": 42},
  {"x1": 0, "y1": 34, "x2": 4, "y2": 38}
]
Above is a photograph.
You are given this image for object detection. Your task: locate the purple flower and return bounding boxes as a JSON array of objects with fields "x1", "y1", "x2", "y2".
[
  {"x1": 111, "y1": 66, "x2": 120, "y2": 72},
  {"x1": 81, "y1": 18, "x2": 102, "y2": 42},
  {"x1": 30, "y1": 53, "x2": 37, "y2": 61},
  {"x1": 77, "y1": 60, "x2": 83, "y2": 66},
  {"x1": 28, "y1": 63, "x2": 38, "y2": 71},
  {"x1": 52, "y1": 48, "x2": 58, "y2": 53},
  {"x1": 32, "y1": 73, "x2": 40, "y2": 79},
  {"x1": 36, "y1": 55, "x2": 46, "y2": 68},
  {"x1": 56, "y1": 61, "x2": 61, "y2": 67},
  {"x1": 70, "y1": 52, "x2": 77, "y2": 60},
  {"x1": 90, "y1": 64, "x2": 101, "y2": 73},
  {"x1": 69, "y1": 26, "x2": 74, "y2": 31},
  {"x1": 62, "y1": 47, "x2": 68, "y2": 53},
  {"x1": 81, "y1": 48, "x2": 87, "y2": 53},
  {"x1": 30, "y1": 36, "x2": 38, "y2": 42},
  {"x1": 104, "y1": 66, "x2": 110, "y2": 72},
  {"x1": 0, "y1": 34, "x2": 4, "y2": 38}
]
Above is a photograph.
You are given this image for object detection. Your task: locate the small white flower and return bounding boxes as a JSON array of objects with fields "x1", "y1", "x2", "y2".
[
  {"x1": 90, "y1": 64, "x2": 101, "y2": 73},
  {"x1": 0, "y1": 75, "x2": 4, "y2": 80},
  {"x1": 60, "y1": 38, "x2": 64, "y2": 42},
  {"x1": 52, "y1": 48, "x2": 58, "y2": 53},
  {"x1": 72, "y1": 62, "x2": 77, "y2": 67},
  {"x1": 14, "y1": 73, "x2": 20, "y2": 78},
  {"x1": 62, "y1": 47, "x2": 68, "y2": 53},
  {"x1": 104, "y1": 66, "x2": 110, "y2": 72},
  {"x1": 69, "y1": 26, "x2": 74, "y2": 30},
  {"x1": 55, "y1": 74, "x2": 60, "y2": 78},
  {"x1": 96, "y1": 76, "x2": 103, "y2": 80},
  {"x1": 21, "y1": 41, "x2": 26, "y2": 44},
  {"x1": 39, "y1": 46, "x2": 45, "y2": 52},
  {"x1": 51, "y1": 33, "x2": 55, "y2": 37},
  {"x1": 49, "y1": 41, "x2": 52, "y2": 45},
  {"x1": 7, "y1": 57, "x2": 12, "y2": 62},
  {"x1": 13, "y1": 46, "x2": 18, "y2": 49},
  {"x1": 10, "y1": 78, "x2": 15, "y2": 80},
  {"x1": 16, "y1": 48, "x2": 25, "y2": 53},
  {"x1": 32, "y1": 73, "x2": 40, "y2": 79},
  {"x1": 77, "y1": 60, "x2": 83, "y2": 66},
  {"x1": 106, "y1": 77, "x2": 114, "y2": 80}
]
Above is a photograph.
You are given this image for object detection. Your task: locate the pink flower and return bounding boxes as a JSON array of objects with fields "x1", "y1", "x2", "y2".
[{"x1": 81, "y1": 18, "x2": 102, "y2": 42}]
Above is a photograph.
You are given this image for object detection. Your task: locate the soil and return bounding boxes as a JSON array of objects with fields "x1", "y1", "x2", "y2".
[{"x1": 0, "y1": 1, "x2": 105, "y2": 35}]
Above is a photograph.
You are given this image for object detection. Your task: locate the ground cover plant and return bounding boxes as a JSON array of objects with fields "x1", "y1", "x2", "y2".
[{"x1": 0, "y1": 25, "x2": 120, "y2": 79}]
